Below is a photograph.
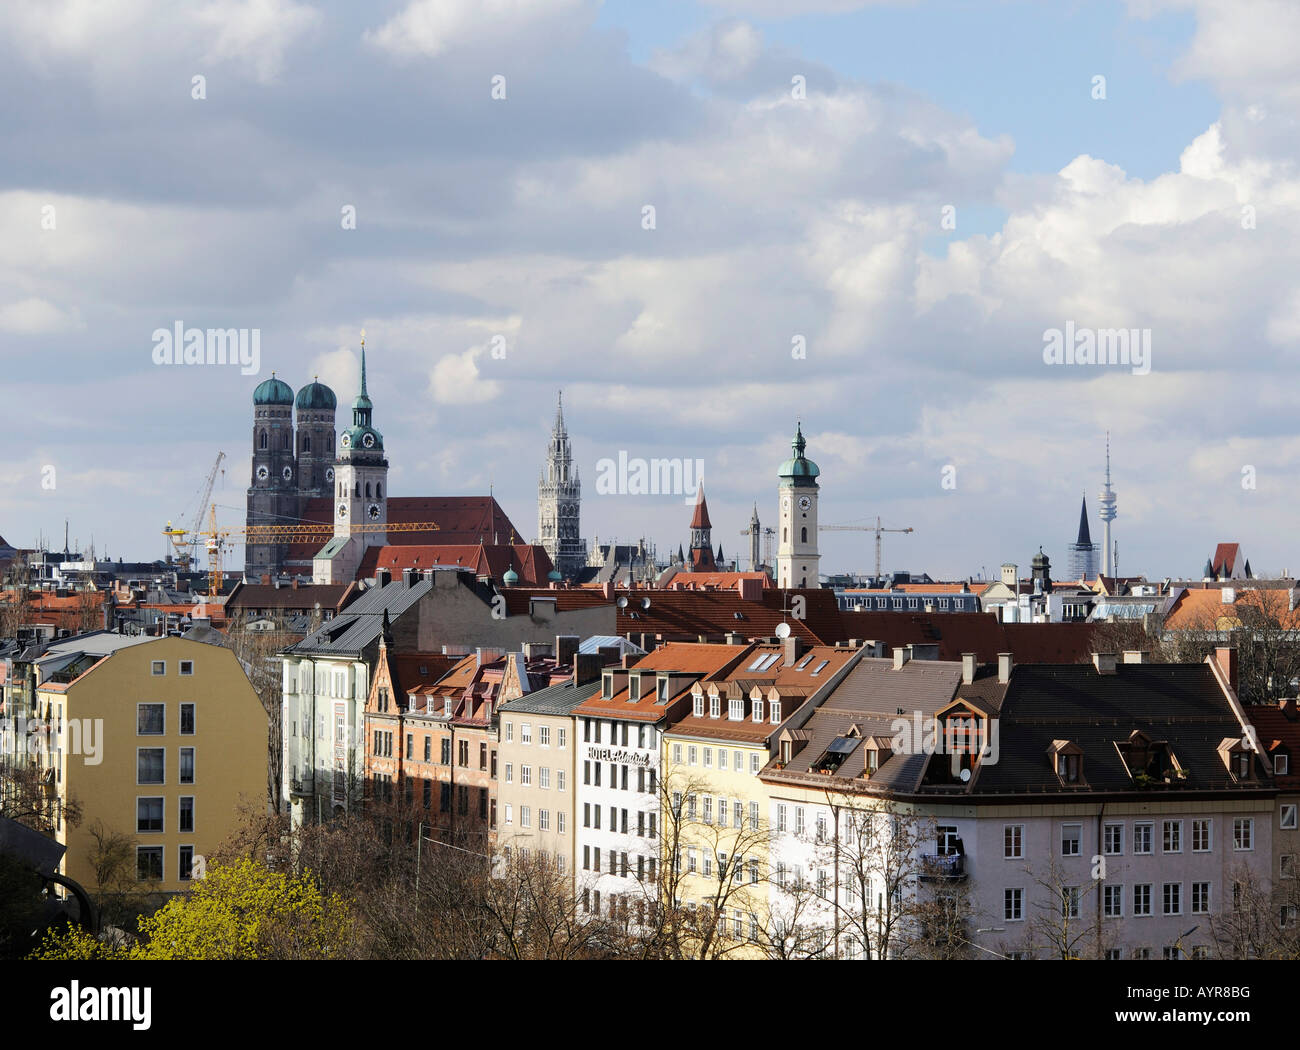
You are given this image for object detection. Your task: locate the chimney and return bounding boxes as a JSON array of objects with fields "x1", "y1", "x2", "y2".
[
  {"x1": 1214, "y1": 646, "x2": 1239, "y2": 693},
  {"x1": 784, "y1": 636, "x2": 805, "y2": 667},
  {"x1": 1091, "y1": 652, "x2": 1118, "y2": 675},
  {"x1": 725, "y1": 632, "x2": 741, "y2": 645},
  {"x1": 1280, "y1": 697, "x2": 1298, "y2": 722},
  {"x1": 602, "y1": 581, "x2": 616, "y2": 601},
  {"x1": 402, "y1": 567, "x2": 417, "y2": 588},
  {"x1": 376, "y1": 568, "x2": 392, "y2": 588},
  {"x1": 893, "y1": 647, "x2": 909, "y2": 670},
  {"x1": 737, "y1": 577, "x2": 762, "y2": 601},
  {"x1": 597, "y1": 646, "x2": 621, "y2": 666},
  {"x1": 1122, "y1": 650, "x2": 1149, "y2": 664},
  {"x1": 555, "y1": 635, "x2": 579, "y2": 668},
  {"x1": 574, "y1": 652, "x2": 603, "y2": 687},
  {"x1": 292, "y1": 576, "x2": 299, "y2": 590},
  {"x1": 997, "y1": 652, "x2": 1013, "y2": 684},
  {"x1": 1222, "y1": 587, "x2": 1236, "y2": 604},
  {"x1": 864, "y1": 640, "x2": 885, "y2": 658},
  {"x1": 261, "y1": 574, "x2": 271, "y2": 585},
  {"x1": 961, "y1": 652, "x2": 976, "y2": 685}
]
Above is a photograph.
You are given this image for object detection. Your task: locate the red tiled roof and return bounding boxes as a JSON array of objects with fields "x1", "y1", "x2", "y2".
[
  {"x1": 689, "y1": 486, "x2": 712, "y2": 530},
  {"x1": 355, "y1": 543, "x2": 555, "y2": 585},
  {"x1": 573, "y1": 642, "x2": 754, "y2": 720},
  {"x1": 284, "y1": 496, "x2": 524, "y2": 562},
  {"x1": 1212, "y1": 543, "x2": 1243, "y2": 577},
  {"x1": 1165, "y1": 588, "x2": 1300, "y2": 630}
]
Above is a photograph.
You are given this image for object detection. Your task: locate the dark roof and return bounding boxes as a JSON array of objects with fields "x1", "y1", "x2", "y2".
[
  {"x1": 226, "y1": 581, "x2": 351, "y2": 612},
  {"x1": 838, "y1": 610, "x2": 1105, "y2": 663},
  {"x1": 288, "y1": 575, "x2": 438, "y2": 656},
  {"x1": 0, "y1": 815, "x2": 65, "y2": 876},
  {"x1": 500, "y1": 678, "x2": 600, "y2": 716},
  {"x1": 1246, "y1": 703, "x2": 1300, "y2": 790},
  {"x1": 972, "y1": 663, "x2": 1254, "y2": 795},
  {"x1": 615, "y1": 587, "x2": 844, "y2": 644}
]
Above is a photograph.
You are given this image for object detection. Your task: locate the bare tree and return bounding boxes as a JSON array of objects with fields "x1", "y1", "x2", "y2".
[
  {"x1": 1210, "y1": 859, "x2": 1300, "y2": 960},
  {"x1": 0, "y1": 557, "x2": 34, "y2": 640},
  {"x1": 225, "y1": 612, "x2": 298, "y2": 810},
  {"x1": 1014, "y1": 856, "x2": 1111, "y2": 960}
]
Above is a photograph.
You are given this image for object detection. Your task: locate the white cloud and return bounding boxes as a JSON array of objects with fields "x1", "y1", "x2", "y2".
[
  {"x1": 428, "y1": 346, "x2": 502, "y2": 405},
  {"x1": 0, "y1": 297, "x2": 82, "y2": 334},
  {"x1": 365, "y1": 0, "x2": 589, "y2": 58}
]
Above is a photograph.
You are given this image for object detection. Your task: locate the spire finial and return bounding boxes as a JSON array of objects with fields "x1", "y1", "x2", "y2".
[{"x1": 359, "y1": 340, "x2": 368, "y2": 397}]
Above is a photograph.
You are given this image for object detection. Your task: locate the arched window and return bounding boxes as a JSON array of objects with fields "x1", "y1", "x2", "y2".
[
  {"x1": 376, "y1": 483, "x2": 382, "y2": 498},
  {"x1": 282, "y1": 431, "x2": 289, "y2": 450},
  {"x1": 259, "y1": 430, "x2": 267, "y2": 450},
  {"x1": 365, "y1": 482, "x2": 371, "y2": 498},
  {"x1": 801, "y1": 527, "x2": 808, "y2": 543},
  {"x1": 783, "y1": 528, "x2": 788, "y2": 543},
  {"x1": 303, "y1": 435, "x2": 311, "y2": 452},
  {"x1": 355, "y1": 482, "x2": 361, "y2": 498}
]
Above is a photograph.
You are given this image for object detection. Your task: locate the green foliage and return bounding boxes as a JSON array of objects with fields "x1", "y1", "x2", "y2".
[{"x1": 31, "y1": 858, "x2": 353, "y2": 960}]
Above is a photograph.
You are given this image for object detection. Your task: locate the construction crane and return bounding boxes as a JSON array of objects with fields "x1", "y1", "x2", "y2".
[
  {"x1": 818, "y1": 517, "x2": 914, "y2": 580},
  {"x1": 174, "y1": 452, "x2": 226, "y2": 570},
  {"x1": 738, "y1": 523, "x2": 776, "y2": 571},
  {"x1": 164, "y1": 505, "x2": 441, "y2": 596}
]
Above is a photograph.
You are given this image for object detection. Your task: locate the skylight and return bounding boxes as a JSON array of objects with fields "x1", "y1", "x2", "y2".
[{"x1": 810, "y1": 660, "x2": 829, "y2": 676}]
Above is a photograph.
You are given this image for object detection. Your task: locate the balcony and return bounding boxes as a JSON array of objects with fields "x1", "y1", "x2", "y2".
[
  {"x1": 289, "y1": 775, "x2": 315, "y2": 797},
  {"x1": 919, "y1": 853, "x2": 966, "y2": 881}
]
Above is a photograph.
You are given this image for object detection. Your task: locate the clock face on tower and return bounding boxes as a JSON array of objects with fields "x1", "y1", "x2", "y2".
[
  {"x1": 325, "y1": 467, "x2": 335, "y2": 483},
  {"x1": 340, "y1": 433, "x2": 351, "y2": 449},
  {"x1": 367, "y1": 503, "x2": 381, "y2": 521},
  {"x1": 362, "y1": 433, "x2": 375, "y2": 449},
  {"x1": 337, "y1": 503, "x2": 348, "y2": 518},
  {"x1": 256, "y1": 466, "x2": 269, "y2": 481},
  {"x1": 798, "y1": 495, "x2": 812, "y2": 510},
  {"x1": 282, "y1": 465, "x2": 293, "y2": 482}
]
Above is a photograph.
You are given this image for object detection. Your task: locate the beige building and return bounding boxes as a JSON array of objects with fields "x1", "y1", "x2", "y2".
[{"x1": 33, "y1": 634, "x2": 267, "y2": 894}]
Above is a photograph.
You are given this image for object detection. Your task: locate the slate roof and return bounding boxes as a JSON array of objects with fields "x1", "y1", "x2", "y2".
[
  {"x1": 971, "y1": 663, "x2": 1257, "y2": 796},
  {"x1": 615, "y1": 587, "x2": 844, "y2": 644},
  {"x1": 287, "y1": 575, "x2": 438, "y2": 657},
  {"x1": 499, "y1": 678, "x2": 601, "y2": 717},
  {"x1": 837, "y1": 610, "x2": 1104, "y2": 663}
]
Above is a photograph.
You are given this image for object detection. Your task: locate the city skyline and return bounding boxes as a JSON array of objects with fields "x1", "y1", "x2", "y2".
[{"x1": 2, "y1": 1, "x2": 1296, "y2": 579}]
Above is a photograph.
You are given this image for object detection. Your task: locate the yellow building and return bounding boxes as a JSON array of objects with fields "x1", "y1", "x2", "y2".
[
  {"x1": 33, "y1": 634, "x2": 267, "y2": 894},
  {"x1": 660, "y1": 641, "x2": 860, "y2": 957}
]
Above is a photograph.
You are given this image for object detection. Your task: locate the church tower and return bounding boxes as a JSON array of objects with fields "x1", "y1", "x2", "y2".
[
  {"x1": 748, "y1": 504, "x2": 761, "y2": 572},
  {"x1": 537, "y1": 392, "x2": 585, "y2": 579},
  {"x1": 245, "y1": 372, "x2": 297, "y2": 578},
  {"x1": 314, "y1": 341, "x2": 388, "y2": 584},
  {"x1": 295, "y1": 377, "x2": 337, "y2": 500},
  {"x1": 776, "y1": 423, "x2": 820, "y2": 589},
  {"x1": 688, "y1": 486, "x2": 717, "y2": 572}
]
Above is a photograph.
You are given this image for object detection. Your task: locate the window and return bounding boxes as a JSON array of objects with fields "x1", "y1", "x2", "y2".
[
  {"x1": 1163, "y1": 883, "x2": 1182, "y2": 915},
  {"x1": 505, "y1": 762, "x2": 514, "y2": 785},
  {"x1": 1234, "y1": 818, "x2": 1254, "y2": 851},
  {"x1": 521, "y1": 723, "x2": 532, "y2": 745},
  {"x1": 752, "y1": 698, "x2": 764, "y2": 722},
  {"x1": 423, "y1": 779, "x2": 432, "y2": 808},
  {"x1": 693, "y1": 693, "x2": 704, "y2": 717},
  {"x1": 672, "y1": 743, "x2": 682, "y2": 764},
  {"x1": 558, "y1": 726, "x2": 566, "y2": 749},
  {"x1": 1192, "y1": 881, "x2": 1210, "y2": 914},
  {"x1": 137, "y1": 748, "x2": 164, "y2": 785},
  {"x1": 1282, "y1": 805, "x2": 1298, "y2": 831},
  {"x1": 1133, "y1": 884, "x2": 1152, "y2": 916},
  {"x1": 137, "y1": 797, "x2": 164, "y2": 833},
  {"x1": 480, "y1": 742, "x2": 488, "y2": 770},
  {"x1": 777, "y1": 804, "x2": 787, "y2": 832},
  {"x1": 424, "y1": 736, "x2": 432, "y2": 762},
  {"x1": 1103, "y1": 884, "x2": 1124, "y2": 918},
  {"x1": 540, "y1": 725, "x2": 550, "y2": 747},
  {"x1": 688, "y1": 746, "x2": 698, "y2": 767},
  {"x1": 179, "y1": 846, "x2": 194, "y2": 882},
  {"x1": 688, "y1": 794, "x2": 697, "y2": 820},
  {"x1": 1282, "y1": 854, "x2": 1295, "y2": 879},
  {"x1": 750, "y1": 753, "x2": 761, "y2": 774},
  {"x1": 151, "y1": 661, "x2": 165, "y2": 676},
  {"x1": 1061, "y1": 824, "x2": 1081, "y2": 857},
  {"x1": 521, "y1": 765, "x2": 532, "y2": 786},
  {"x1": 703, "y1": 797, "x2": 713, "y2": 825},
  {"x1": 1277, "y1": 754, "x2": 1290, "y2": 776},
  {"x1": 704, "y1": 747, "x2": 713, "y2": 768},
  {"x1": 137, "y1": 847, "x2": 163, "y2": 881},
  {"x1": 709, "y1": 695, "x2": 721, "y2": 719},
  {"x1": 521, "y1": 806, "x2": 531, "y2": 829},
  {"x1": 406, "y1": 733, "x2": 414, "y2": 760},
  {"x1": 540, "y1": 767, "x2": 550, "y2": 789},
  {"x1": 179, "y1": 796, "x2": 194, "y2": 833},
  {"x1": 441, "y1": 738, "x2": 451, "y2": 765},
  {"x1": 137, "y1": 704, "x2": 164, "y2": 735},
  {"x1": 770, "y1": 700, "x2": 781, "y2": 724},
  {"x1": 1104, "y1": 822, "x2": 1123, "y2": 855},
  {"x1": 1004, "y1": 824, "x2": 1023, "y2": 859},
  {"x1": 179, "y1": 660, "x2": 193, "y2": 676},
  {"x1": 1192, "y1": 818, "x2": 1212, "y2": 852},
  {"x1": 1134, "y1": 822, "x2": 1153, "y2": 855},
  {"x1": 180, "y1": 747, "x2": 194, "y2": 784},
  {"x1": 180, "y1": 703, "x2": 195, "y2": 735},
  {"x1": 749, "y1": 801, "x2": 759, "y2": 830},
  {"x1": 1061, "y1": 886, "x2": 1081, "y2": 919},
  {"x1": 795, "y1": 807, "x2": 805, "y2": 836},
  {"x1": 1163, "y1": 820, "x2": 1182, "y2": 853},
  {"x1": 458, "y1": 740, "x2": 469, "y2": 767},
  {"x1": 1004, "y1": 888, "x2": 1023, "y2": 922},
  {"x1": 557, "y1": 811, "x2": 565, "y2": 834},
  {"x1": 728, "y1": 698, "x2": 743, "y2": 721},
  {"x1": 504, "y1": 803, "x2": 513, "y2": 825},
  {"x1": 557, "y1": 770, "x2": 565, "y2": 792}
]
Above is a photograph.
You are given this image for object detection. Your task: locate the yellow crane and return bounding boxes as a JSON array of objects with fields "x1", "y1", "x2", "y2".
[
  {"x1": 818, "y1": 517, "x2": 914, "y2": 580},
  {"x1": 164, "y1": 505, "x2": 440, "y2": 595}
]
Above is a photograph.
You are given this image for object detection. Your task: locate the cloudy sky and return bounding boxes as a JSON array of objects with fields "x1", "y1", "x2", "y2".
[{"x1": 3, "y1": 0, "x2": 1298, "y2": 580}]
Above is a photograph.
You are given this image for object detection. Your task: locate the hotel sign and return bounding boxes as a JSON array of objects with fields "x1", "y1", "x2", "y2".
[{"x1": 587, "y1": 746, "x2": 651, "y2": 767}]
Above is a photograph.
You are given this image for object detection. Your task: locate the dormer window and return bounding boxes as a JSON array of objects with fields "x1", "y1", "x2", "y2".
[
  {"x1": 770, "y1": 699, "x2": 781, "y2": 724},
  {"x1": 1236, "y1": 751, "x2": 1251, "y2": 779},
  {"x1": 752, "y1": 697, "x2": 765, "y2": 722},
  {"x1": 709, "y1": 692, "x2": 720, "y2": 719},
  {"x1": 1218, "y1": 736, "x2": 1255, "y2": 782},
  {"x1": 443, "y1": 698, "x2": 453, "y2": 717},
  {"x1": 657, "y1": 676, "x2": 669, "y2": 701},
  {"x1": 1048, "y1": 740, "x2": 1085, "y2": 786},
  {"x1": 1277, "y1": 753, "x2": 1290, "y2": 776},
  {"x1": 1062, "y1": 753, "x2": 1080, "y2": 783},
  {"x1": 629, "y1": 674, "x2": 641, "y2": 702},
  {"x1": 729, "y1": 698, "x2": 743, "y2": 721},
  {"x1": 602, "y1": 673, "x2": 613, "y2": 699},
  {"x1": 866, "y1": 748, "x2": 879, "y2": 773},
  {"x1": 693, "y1": 691, "x2": 704, "y2": 717}
]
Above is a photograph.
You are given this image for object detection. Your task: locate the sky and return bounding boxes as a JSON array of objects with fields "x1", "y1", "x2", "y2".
[{"x1": 2, "y1": 0, "x2": 1299, "y2": 580}]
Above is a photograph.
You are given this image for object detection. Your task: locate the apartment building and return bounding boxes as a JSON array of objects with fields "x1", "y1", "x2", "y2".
[{"x1": 31, "y1": 634, "x2": 266, "y2": 894}]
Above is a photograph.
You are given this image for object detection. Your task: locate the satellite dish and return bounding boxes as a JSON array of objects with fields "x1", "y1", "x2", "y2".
[
  {"x1": 775, "y1": 622, "x2": 791, "y2": 639},
  {"x1": 616, "y1": 596, "x2": 628, "y2": 608},
  {"x1": 641, "y1": 597, "x2": 651, "y2": 610},
  {"x1": 959, "y1": 768, "x2": 971, "y2": 783}
]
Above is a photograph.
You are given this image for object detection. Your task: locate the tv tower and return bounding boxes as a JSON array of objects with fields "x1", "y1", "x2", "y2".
[{"x1": 1099, "y1": 433, "x2": 1118, "y2": 578}]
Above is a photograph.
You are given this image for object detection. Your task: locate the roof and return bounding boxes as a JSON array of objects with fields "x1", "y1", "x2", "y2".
[
  {"x1": 1211, "y1": 543, "x2": 1246, "y2": 578},
  {"x1": 578, "y1": 635, "x2": 647, "y2": 656},
  {"x1": 972, "y1": 663, "x2": 1253, "y2": 795},
  {"x1": 572, "y1": 643, "x2": 755, "y2": 722},
  {"x1": 837, "y1": 610, "x2": 1105, "y2": 663},
  {"x1": 295, "y1": 379, "x2": 337, "y2": 410},
  {"x1": 689, "y1": 486, "x2": 712, "y2": 530},
  {"x1": 1245, "y1": 703, "x2": 1300, "y2": 790},
  {"x1": 225, "y1": 581, "x2": 351, "y2": 612},
  {"x1": 355, "y1": 543, "x2": 555, "y2": 585},
  {"x1": 615, "y1": 587, "x2": 844, "y2": 644},
  {"x1": 285, "y1": 496, "x2": 525, "y2": 564},
  {"x1": 500, "y1": 678, "x2": 601, "y2": 717},
  {"x1": 289, "y1": 575, "x2": 438, "y2": 657}
]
